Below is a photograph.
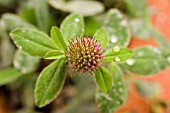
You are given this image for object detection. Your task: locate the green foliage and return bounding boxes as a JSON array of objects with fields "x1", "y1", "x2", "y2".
[
  {"x1": 13, "y1": 50, "x2": 40, "y2": 73},
  {"x1": 1, "y1": 13, "x2": 36, "y2": 31},
  {"x1": 0, "y1": 67, "x2": 23, "y2": 85},
  {"x1": 94, "y1": 28, "x2": 109, "y2": 50},
  {"x1": 34, "y1": 0, "x2": 49, "y2": 33},
  {"x1": 103, "y1": 46, "x2": 132, "y2": 62},
  {"x1": 60, "y1": 14, "x2": 84, "y2": 44},
  {"x1": 94, "y1": 66, "x2": 113, "y2": 94},
  {"x1": 51, "y1": 26, "x2": 67, "y2": 51},
  {"x1": 96, "y1": 63, "x2": 127, "y2": 113},
  {"x1": 10, "y1": 28, "x2": 58, "y2": 57},
  {"x1": 35, "y1": 57, "x2": 66, "y2": 107},
  {"x1": 124, "y1": 0, "x2": 149, "y2": 19},
  {"x1": 122, "y1": 46, "x2": 170, "y2": 75},
  {"x1": 85, "y1": 17, "x2": 100, "y2": 36},
  {"x1": 48, "y1": 0, "x2": 104, "y2": 16},
  {"x1": 104, "y1": 9, "x2": 131, "y2": 47},
  {"x1": 44, "y1": 50, "x2": 65, "y2": 59}
]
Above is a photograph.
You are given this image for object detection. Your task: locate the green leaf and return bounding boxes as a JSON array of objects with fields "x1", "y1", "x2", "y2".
[
  {"x1": 13, "y1": 50, "x2": 40, "y2": 73},
  {"x1": 151, "y1": 28, "x2": 170, "y2": 48},
  {"x1": 34, "y1": 0, "x2": 49, "y2": 33},
  {"x1": 135, "y1": 80, "x2": 160, "y2": 98},
  {"x1": 104, "y1": 9, "x2": 131, "y2": 47},
  {"x1": 130, "y1": 19, "x2": 152, "y2": 40},
  {"x1": 85, "y1": 17, "x2": 100, "y2": 36},
  {"x1": 60, "y1": 14, "x2": 84, "y2": 44},
  {"x1": 48, "y1": 0, "x2": 104, "y2": 16},
  {"x1": 50, "y1": 26, "x2": 67, "y2": 51},
  {"x1": 44, "y1": 50, "x2": 65, "y2": 59},
  {"x1": 10, "y1": 28, "x2": 58, "y2": 57},
  {"x1": 0, "y1": 30, "x2": 15, "y2": 68},
  {"x1": 0, "y1": 67, "x2": 23, "y2": 85},
  {"x1": 94, "y1": 66, "x2": 113, "y2": 94},
  {"x1": 94, "y1": 28, "x2": 109, "y2": 50},
  {"x1": 1, "y1": 13, "x2": 36, "y2": 31},
  {"x1": 35, "y1": 57, "x2": 66, "y2": 107},
  {"x1": 96, "y1": 63, "x2": 127, "y2": 113},
  {"x1": 103, "y1": 46, "x2": 132, "y2": 62},
  {"x1": 122, "y1": 46, "x2": 170, "y2": 75},
  {"x1": 124, "y1": 0, "x2": 149, "y2": 19}
]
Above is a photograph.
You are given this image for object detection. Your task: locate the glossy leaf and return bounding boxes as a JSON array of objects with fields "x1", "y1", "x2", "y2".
[
  {"x1": 94, "y1": 66, "x2": 113, "y2": 94},
  {"x1": 0, "y1": 67, "x2": 23, "y2": 85},
  {"x1": 96, "y1": 63, "x2": 127, "y2": 113},
  {"x1": 34, "y1": 0, "x2": 49, "y2": 33},
  {"x1": 44, "y1": 50, "x2": 65, "y2": 59},
  {"x1": 35, "y1": 57, "x2": 66, "y2": 107},
  {"x1": 13, "y1": 50, "x2": 40, "y2": 73},
  {"x1": 50, "y1": 26, "x2": 67, "y2": 51},
  {"x1": 48, "y1": 0, "x2": 104, "y2": 16},
  {"x1": 1, "y1": 13, "x2": 36, "y2": 31},
  {"x1": 122, "y1": 46, "x2": 170, "y2": 75},
  {"x1": 104, "y1": 9, "x2": 131, "y2": 47},
  {"x1": 10, "y1": 28, "x2": 58, "y2": 57},
  {"x1": 94, "y1": 28, "x2": 109, "y2": 50},
  {"x1": 103, "y1": 46, "x2": 132, "y2": 62},
  {"x1": 60, "y1": 14, "x2": 84, "y2": 44}
]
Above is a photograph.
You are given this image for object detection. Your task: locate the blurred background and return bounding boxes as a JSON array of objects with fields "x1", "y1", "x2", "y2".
[{"x1": 0, "y1": 0, "x2": 170, "y2": 113}]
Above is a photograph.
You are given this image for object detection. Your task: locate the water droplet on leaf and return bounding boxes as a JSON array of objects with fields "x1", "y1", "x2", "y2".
[
  {"x1": 74, "y1": 18, "x2": 80, "y2": 22},
  {"x1": 138, "y1": 51, "x2": 144, "y2": 57},
  {"x1": 115, "y1": 56, "x2": 120, "y2": 62},
  {"x1": 113, "y1": 46, "x2": 120, "y2": 52},
  {"x1": 111, "y1": 35, "x2": 118, "y2": 43},
  {"x1": 120, "y1": 20, "x2": 127, "y2": 27},
  {"x1": 167, "y1": 56, "x2": 170, "y2": 63},
  {"x1": 126, "y1": 58, "x2": 135, "y2": 66}
]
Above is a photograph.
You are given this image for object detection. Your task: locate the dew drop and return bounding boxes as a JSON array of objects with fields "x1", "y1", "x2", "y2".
[
  {"x1": 138, "y1": 51, "x2": 144, "y2": 57},
  {"x1": 120, "y1": 20, "x2": 127, "y2": 27},
  {"x1": 111, "y1": 35, "x2": 118, "y2": 43},
  {"x1": 22, "y1": 30, "x2": 26, "y2": 33},
  {"x1": 113, "y1": 46, "x2": 120, "y2": 52},
  {"x1": 118, "y1": 82, "x2": 122, "y2": 85},
  {"x1": 116, "y1": 100, "x2": 121, "y2": 105},
  {"x1": 74, "y1": 18, "x2": 80, "y2": 22},
  {"x1": 153, "y1": 48, "x2": 161, "y2": 54},
  {"x1": 115, "y1": 56, "x2": 120, "y2": 62},
  {"x1": 126, "y1": 58, "x2": 135, "y2": 66},
  {"x1": 18, "y1": 46, "x2": 22, "y2": 49},
  {"x1": 119, "y1": 88, "x2": 123, "y2": 93},
  {"x1": 167, "y1": 56, "x2": 170, "y2": 63}
]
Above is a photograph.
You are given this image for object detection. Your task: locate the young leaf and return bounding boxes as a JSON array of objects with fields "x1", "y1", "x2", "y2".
[
  {"x1": 122, "y1": 46, "x2": 170, "y2": 75},
  {"x1": 13, "y1": 50, "x2": 40, "y2": 73},
  {"x1": 10, "y1": 28, "x2": 58, "y2": 57},
  {"x1": 44, "y1": 50, "x2": 65, "y2": 59},
  {"x1": 35, "y1": 57, "x2": 66, "y2": 107},
  {"x1": 94, "y1": 66, "x2": 113, "y2": 94},
  {"x1": 103, "y1": 46, "x2": 132, "y2": 62},
  {"x1": 96, "y1": 63, "x2": 127, "y2": 113},
  {"x1": 60, "y1": 14, "x2": 84, "y2": 44},
  {"x1": 51, "y1": 26, "x2": 67, "y2": 51},
  {"x1": 34, "y1": 0, "x2": 49, "y2": 33},
  {"x1": 94, "y1": 28, "x2": 109, "y2": 50},
  {"x1": 104, "y1": 9, "x2": 131, "y2": 47},
  {"x1": 0, "y1": 67, "x2": 23, "y2": 85}
]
